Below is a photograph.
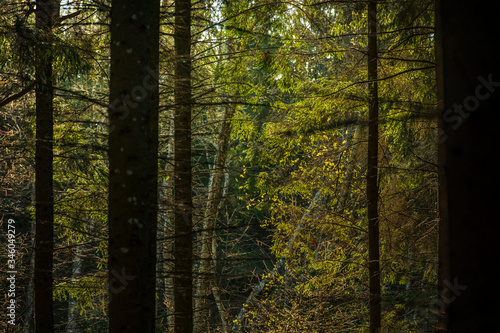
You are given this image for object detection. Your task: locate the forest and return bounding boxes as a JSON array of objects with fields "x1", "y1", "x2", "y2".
[{"x1": 0, "y1": 0, "x2": 498, "y2": 332}]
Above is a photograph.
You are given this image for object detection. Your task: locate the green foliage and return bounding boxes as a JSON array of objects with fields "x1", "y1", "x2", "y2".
[
  {"x1": 54, "y1": 272, "x2": 108, "y2": 316},
  {"x1": 9, "y1": 19, "x2": 92, "y2": 82},
  {"x1": 229, "y1": 1, "x2": 438, "y2": 332},
  {"x1": 1, "y1": 0, "x2": 440, "y2": 331}
]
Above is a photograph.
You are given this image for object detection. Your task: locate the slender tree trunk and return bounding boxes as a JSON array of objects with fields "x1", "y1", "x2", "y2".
[
  {"x1": 194, "y1": 94, "x2": 235, "y2": 333},
  {"x1": 107, "y1": 0, "x2": 159, "y2": 331},
  {"x1": 24, "y1": 219, "x2": 35, "y2": 333},
  {"x1": 212, "y1": 285, "x2": 230, "y2": 333},
  {"x1": 158, "y1": 116, "x2": 175, "y2": 331},
  {"x1": 194, "y1": 32, "x2": 236, "y2": 333},
  {"x1": 150, "y1": 0, "x2": 160, "y2": 328},
  {"x1": 174, "y1": 0, "x2": 193, "y2": 332},
  {"x1": 367, "y1": 1, "x2": 381, "y2": 332},
  {"x1": 67, "y1": 245, "x2": 82, "y2": 333},
  {"x1": 34, "y1": 1, "x2": 59, "y2": 331}
]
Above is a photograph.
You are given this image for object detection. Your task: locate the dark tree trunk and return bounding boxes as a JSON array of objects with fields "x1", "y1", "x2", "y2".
[
  {"x1": 436, "y1": 1, "x2": 500, "y2": 331},
  {"x1": 367, "y1": 1, "x2": 381, "y2": 332},
  {"x1": 174, "y1": 0, "x2": 193, "y2": 332},
  {"x1": 150, "y1": 0, "x2": 161, "y2": 328},
  {"x1": 34, "y1": 1, "x2": 59, "y2": 332},
  {"x1": 434, "y1": 1, "x2": 449, "y2": 330},
  {"x1": 107, "y1": 0, "x2": 159, "y2": 331}
]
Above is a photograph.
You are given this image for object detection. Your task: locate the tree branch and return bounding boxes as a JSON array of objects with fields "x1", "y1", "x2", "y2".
[{"x1": 0, "y1": 82, "x2": 36, "y2": 108}]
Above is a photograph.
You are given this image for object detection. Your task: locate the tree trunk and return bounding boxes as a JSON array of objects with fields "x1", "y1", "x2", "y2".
[
  {"x1": 194, "y1": 97, "x2": 235, "y2": 333},
  {"x1": 150, "y1": 0, "x2": 160, "y2": 328},
  {"x1": 367, "y1": 1, "x2": 381, "y2": 332},
  {"x1": 436, "y1": 1, "x2": 500, "y2": 331},
  {"x1": 67, "y1": 245, "x2": 82, "y2": 333},
  {"x1": 174, "y1": 0, "x2": 193, "y2": 332},
  {"x1": 107, "y1": 0, "x2": 159, "y2": 331},
  {"x1": 34, "y1": 1, "x2": 59, "y2": 331},
  {"x1": 158, "y1": 114, "x2": 175, "y2": 331},
  {"x1": 24, "y1": 218, "x2": 35, "y2": 333},
  {"x1": 434, "y1": 1, "x2": 449, "y2": 330}
]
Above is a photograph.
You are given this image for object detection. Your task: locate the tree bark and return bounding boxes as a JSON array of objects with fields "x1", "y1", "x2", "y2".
[
  {"x1": 174, "y1": 0, "x2": 193, "y2": 332},
  {"x1": 67, "y1": 245, "x2": 82, "y2": 333},
  {"x1": 150, "y1": 0, "x2": 160, "y2": 328},
  {"x1": 158, "y1": 114, "x2": 175, "y2": 331},
  {"x1": 434, "y1": 1, "x2": 449, "y2": 330},
  {"x1": 24, "y1": 219, "x2": 36, "y2": 333},
  {"x1": 367, "y1": 1, "x2": 381, "y2": 332},
  {"x1": 194, "y1": 97, "x2": 235, "y2": 333},
  {"x1": 34, "y1": 1, "x2": 59, "y2": 332},
  {"x1": 436, "y1": 1, "x2": 500, "y2": 331},
  {"x1": 107, "y1": 0, "x2": 159, "y2": 331}
]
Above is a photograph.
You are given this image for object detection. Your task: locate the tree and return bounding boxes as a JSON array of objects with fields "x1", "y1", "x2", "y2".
[
  {"x1": 174, "y1": 0, "x2": 193, "y2": 332},
  {"x1": 194, "y1": 91, "x2": 235, "y2": 333},
  {"x1": 228, "y1": 1, "x2": 437, "y2": 331},
  {"x1": 193, "y1": 3, "x2": 239, "y2": 330},
  {"x1": 107, "y1": 0, "x2": 160, "y2": 331},
  {"x1": 367, "y1": 1, "x2": 381, "y2": 332},
  {"x1": 5, "y1": 0, "x2": 494, "y2": 331},
  {"x1": 436, "y1": 0, "x2": 500, "y2": 331},
  {"x1": 34, "y1": 1, "x2": 59, "y2": 332}
]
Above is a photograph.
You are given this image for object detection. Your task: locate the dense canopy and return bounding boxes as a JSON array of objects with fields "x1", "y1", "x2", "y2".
[{"x1": 1, "y1": 0, "x2": 498, "y2": 332}]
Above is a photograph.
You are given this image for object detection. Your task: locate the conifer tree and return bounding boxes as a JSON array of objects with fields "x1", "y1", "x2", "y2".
[
  {"x1": 436, "y1": 0, "x2": 500, "y2": 331},
  {"x1": 107, "y1": 0, "x2": 160, "y2": 331},
  {"x1": 367, "y1": 1, "x2": 381, "y2": 332},
  {"x1": 174, "y1": 0, "x2": 194, "y2": 332},
  {"x1": 34, "y1": 1, "x2": 59, "y2": 331}
]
